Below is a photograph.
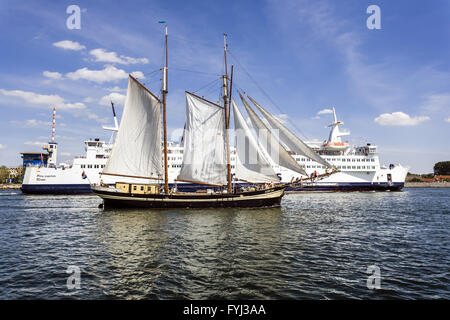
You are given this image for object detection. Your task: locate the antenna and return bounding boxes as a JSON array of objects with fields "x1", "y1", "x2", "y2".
[
  {"x1": 111, "y1": 101, "x2": 118, "y2": 130},
  {"x1": 51, "y1": 106, "x2": 56, "y2": 142}
]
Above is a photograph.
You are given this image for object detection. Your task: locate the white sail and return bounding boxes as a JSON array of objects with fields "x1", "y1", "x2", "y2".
[
  {"x1": 103, "y1": 75, "x2": 162, "y2": 179},
  {"x1": 247, "y1": 95, "x2": 333, "y2": 169},
  {"x1": 176, "y1": 92, "x2": 227, "y2": 186},
  {"x1": 239, "y1": 94, "x2": 307, "y2": 176},
  {"x1": 232, "y1": 100, "x2": 280, "y2": 183}
]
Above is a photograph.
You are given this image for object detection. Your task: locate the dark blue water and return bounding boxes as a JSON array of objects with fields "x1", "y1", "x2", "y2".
[{"x1": 0, "y1": 188, "x2": 448, "y2": 299}]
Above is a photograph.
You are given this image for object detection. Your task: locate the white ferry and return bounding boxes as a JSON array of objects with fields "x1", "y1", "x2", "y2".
[
  {"x1": 21, "y1": 107, "x2": 408, "y2": 194},
  {"x1": 278, "y1": 108, "x2": 409, "y2": 191}
]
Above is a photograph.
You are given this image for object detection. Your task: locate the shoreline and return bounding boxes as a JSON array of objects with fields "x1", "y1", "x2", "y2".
[
  {"x1": 0, "y1": 184, "x2": 21, "y2": 190},
  {"x1": 405, "y1": 182, "x2": 450, "y2": 188}
]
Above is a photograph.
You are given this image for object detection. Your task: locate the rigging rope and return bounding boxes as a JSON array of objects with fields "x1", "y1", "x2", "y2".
[{"x1": 228, "y1": 50, "x2": 311, "y2": 142}]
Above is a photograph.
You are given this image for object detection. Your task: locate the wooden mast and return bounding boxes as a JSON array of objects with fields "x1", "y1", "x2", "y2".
[
  {"x1": 223, "y1": 34, "x2": 232, "y2": 193},
  {"x1": 162, "y1": 25, "x2": 169, "y2": 194}
]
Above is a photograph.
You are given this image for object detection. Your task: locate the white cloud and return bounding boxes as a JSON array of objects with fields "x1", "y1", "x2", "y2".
[
  {"x1": 420, "y1": 93, "x2": 450, "y2": 112},
  {"x1": 66, "y1": 65, "x2": 144, "y2": 83},
  {"x1": 374, "y1": 112, "x2": 430, "y2": 126},
  {"x1": 0, "y1": 89, "x2": 86, "y2": 110},
  {"x1": 106, "y1": 86, "x2": 126, "y2": 92},
  {"x1": 87, "y1": 112, "x2": 109, "y2": 124},
  {"x1": 89, "y1": 48, "x2": 149, "y2": 65},
  {"x1": 445, "y1": 117, "x2": 450, "y2": 123},
  {"x1": 53, "y1": 40, "x2": 86, "y2": 51},
  {"x1": 0, "y1": 144, "x2": 5, "y2": 149},
  {"x1": 130, "y1": 71, "x2": 145, "y2": 79},
  {"x1": 318, "y1": 108, "x2": 333, "y2": 115},
  {"x1": 99, "y1": 92, "x2": 126, "y2": 106},
  {"x1": 24, "y1": 141, "x2": 46, "y2": 146},
  {"x1": 274, "y1": 113, "x2": 288, "y2": 124},
  {"x1": 313, "y1": 108, "x2": 333, "y2": 119},
  {"x1": 83, "y1": 97, "x2": 95, "y2": 103},
  {"x1": 10, "y1": 119, "x2": 51, "y2": 127},
  {"x1": 43, "y1": 71, "x2": 62, "y2": 80}
]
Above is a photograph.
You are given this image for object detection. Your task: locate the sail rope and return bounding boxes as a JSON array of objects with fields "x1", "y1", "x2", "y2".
[{"x1": 228, "y1": 50, "x2": 311, "y2": 142}]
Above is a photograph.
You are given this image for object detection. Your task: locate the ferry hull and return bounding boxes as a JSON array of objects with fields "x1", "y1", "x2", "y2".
[
  {"x1": 20, "y1": 183, "x2": 92, "y2": 194},
  {"x1": 20, "y1": 181, "x2": 405, "y2": 195},
  {"x1": 286, "y1": 182, "x2": 404, "y2": 192},
  {"x1": 93, "y1": 186, "x2": 286, "y2": 209}
]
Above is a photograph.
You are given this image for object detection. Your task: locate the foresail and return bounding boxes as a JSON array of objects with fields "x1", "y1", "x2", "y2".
[
  {"x1": 103, "y1": 75, "x2": 163, "y2": 180},
  {"x1": 176, "y1": 92, "x2": 227, "y2": 186},
  {"x1": 247, "y1": 95, "x2": 333, "y2": 169},
  {"x1": 232, "y1": 100, "x2": 280, "y2": 183},
  {"x1": 239, "y1": 93, "x2": 307, "y2": 176}
]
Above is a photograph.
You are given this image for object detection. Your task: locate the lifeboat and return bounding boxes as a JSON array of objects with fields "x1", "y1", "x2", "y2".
[{"x1": 322, "y1": 141, "x2": 349, "y2": 151}]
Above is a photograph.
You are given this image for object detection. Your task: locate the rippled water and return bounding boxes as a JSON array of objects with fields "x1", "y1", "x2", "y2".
[{"x1": 0, "y1": 188, "x2": 448, "y2": 299}]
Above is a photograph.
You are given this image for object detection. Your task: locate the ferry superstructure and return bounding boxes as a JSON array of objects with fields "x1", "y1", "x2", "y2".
[
  {"x1": 21, "y1": 107, "x2": 408, "y2": 194},
  {"x1": 277, "y1": 107, "x2": 409, "y2": 191}
]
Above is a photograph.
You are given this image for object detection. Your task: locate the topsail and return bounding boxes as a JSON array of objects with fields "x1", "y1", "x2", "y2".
[
  {"x1": 232, "y1": 100, "x2": 280, "y2": 183},
  {"x1": 239, "y1": 93, "x2": 307, "y2": 176},
  {"x1": 246, "y1": 95, "x2": 333, "y2": 169},
  {"x1": 176, "y1": 92, "x2": 227, "y2": 186}
]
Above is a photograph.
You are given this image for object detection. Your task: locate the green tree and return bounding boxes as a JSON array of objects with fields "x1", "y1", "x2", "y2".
[
  {"x1": 0, "y1": 166, "x2": 9, "y2": 183},
  {"x1": 434, "y1": 161, "x2": 450, "y2": 175},
  {"x1": 11, "y1": 167, "x2": 24, "y2": 184}
]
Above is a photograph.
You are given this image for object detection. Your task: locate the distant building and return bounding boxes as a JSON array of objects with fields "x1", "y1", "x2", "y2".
[
  {"x1": 20, "y1": 152, "x2": 49, "y2": 168},
  {"x1": 8, "y1": 166, "x2": 22, "y2": 177}
]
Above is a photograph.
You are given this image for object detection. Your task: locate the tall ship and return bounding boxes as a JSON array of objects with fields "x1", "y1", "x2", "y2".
[
  {"x1": 92, "y1": 30, "x2": 288, "y2": 208},
  {"x1": 21, "y1": 103, "x2": 408, "y2": 194}
]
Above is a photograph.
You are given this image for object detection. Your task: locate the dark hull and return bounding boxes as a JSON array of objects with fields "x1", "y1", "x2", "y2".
[
  {"x1": 21, "y1": 184, "x2": 92, "y2": 195},
  {"x1": 20, "y1": 182, "x2": 404, "y2": 195},
  {"x1": 94, "y1": 186, "x2": 286, "y2": 209},
  {"x1": 286, "y1": 182, "x2": 404, "y2": 192}
]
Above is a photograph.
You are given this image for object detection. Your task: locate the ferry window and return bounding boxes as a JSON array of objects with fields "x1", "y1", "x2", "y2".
[
  {"x1": 133, "y1": 186, "x2": 137, "y2": 190},
  {"x1": 357, "y1": 159, "x2": 360, "y2": 162},
  {"x1": 81, "y1": 165, "x2": 85, "y2": 168},
  {"x1": 352, "y1": 159, "x2": 355, "y2": 162},
  {"x1": 307, "y1": 165, "x2": 310, "y2": 168},
  {"x1": 88, "y1": 165, "x2": 92, "y2": 168},
  {"x1": 371, "y1": 159, "x2": 375, "y2": 162},
  {"x1": 357, "y1": 166, "x2": 361, "y2": 169},
  {"x1": 352, "y1": 166, "x2": 356, "y2": 169},
  {"x1": 140, "y1": 186, "x2": 144, "y2": 191},
  {"x1": 372, "y1": 166, "x2": 375, "y2": 169}
]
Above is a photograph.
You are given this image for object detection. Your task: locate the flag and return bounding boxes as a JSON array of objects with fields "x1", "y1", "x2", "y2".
[
  {"x1": 158, "y1": 21, "x2": 166, "y2": 24},
  {"x1": 81, "y1": 171, "x2": 87, "y2": 179}
]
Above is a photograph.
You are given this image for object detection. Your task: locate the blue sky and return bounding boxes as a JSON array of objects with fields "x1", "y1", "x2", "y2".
[{"x1": 0, "y1": 0, "x2": 449, "y2": 173}]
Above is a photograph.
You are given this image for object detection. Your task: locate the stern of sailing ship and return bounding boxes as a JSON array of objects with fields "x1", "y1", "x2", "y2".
[{"x1": 92, "y1": 182, "x2": 286, "y2": 209}]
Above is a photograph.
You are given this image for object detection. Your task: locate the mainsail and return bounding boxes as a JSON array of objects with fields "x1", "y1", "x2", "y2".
[
  {"x1": 239, "y1": 93, "x2": 307, "y2": 176},
  {"x1": 102, "y1": 75, "x2": 163, "y2": 180},
  {"x1": 232, "y1": 100, "x2": 280, "y2": 183},
  {"x1": 246, "y1": 95, "x2": 333, "y2": 169},
  {"x1": 176, "y1": 92, "x2": 227, "y2": 186}
]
